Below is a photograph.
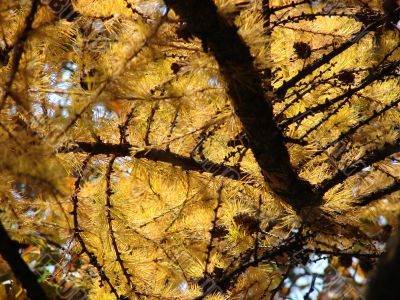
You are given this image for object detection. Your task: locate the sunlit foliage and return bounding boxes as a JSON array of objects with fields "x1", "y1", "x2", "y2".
[{"x1": 0, "y1": 0, "x2": 399, "y2": 299}]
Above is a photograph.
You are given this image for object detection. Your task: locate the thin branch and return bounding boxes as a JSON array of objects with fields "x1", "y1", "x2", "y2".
[
  {"x1": 70, "y1": 155, "x2": 121, "y2": 299},
  {"x1": 274, "y1": 14, "x2": 387, "y2": 99},
  {"x1": 104, "y1": 155, "x2": 135, "y2": 290},
  {"x1": 269, "y1": 263, "x2": 294, "y2": 300},
  {"x1": 214, "y1": 231, "x2": 305, "y2": 293},
  {"x1": 280, "y1": 61, "x2": 400, "y2": 128},
  {"x1": 144, "y1": 104, "x2": 159, "y2": 146},
  {"x1": 201, "y1": 187, "x2": 223, "y2": 282},
  {"x1": 356, "y1": 181, "x2": 400, "y2": 206},
  {"x1": 316, "y1": 138, "x2": 400, "y2": 195},
  {"x1": 299, "y1": 96, "x2": 400, "y2": 167},
  {"x1": 0, "y1": 0, "x2": 41, "y2": 112}
]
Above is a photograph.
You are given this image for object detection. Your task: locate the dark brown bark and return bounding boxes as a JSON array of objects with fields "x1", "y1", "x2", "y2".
[
  {"x1": 366, "y1": 223, "x2": 400, "y2": 300},
  {"x1": 59, "y1": 142, "x2": 248, "y2": 181},
  {"x1": 164, "y1": 0, "x2": 318, "y2": 210},
  {"x1": 356, "y1": 181, "x2": 400, "y2": 206},
  {"x1": 0, "y1": 221, "x2": 50, "y2": 300}
]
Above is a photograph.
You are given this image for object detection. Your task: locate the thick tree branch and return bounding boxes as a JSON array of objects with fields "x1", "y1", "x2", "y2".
[
  {"x1": 0, "y1": 221, "x2": 50, "y2": 300},
  {"x1": 164, "y1": 0, "x2": 317, "y2": 210},
  {"x1": 59, "y1": 142, "x2": 248, "y2": 181},
  {"x1": 366, "y1": 222, "x2": 400, "y2": 300}
]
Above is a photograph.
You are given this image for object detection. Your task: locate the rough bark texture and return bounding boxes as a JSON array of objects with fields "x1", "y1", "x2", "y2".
[{"x1": 164, "y1": 0, "x2": 318, "y2": 210}]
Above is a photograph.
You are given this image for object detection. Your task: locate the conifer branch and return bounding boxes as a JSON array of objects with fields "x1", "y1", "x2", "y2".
[
  {"x1": 213, "y1": 231, "x2": 306, "y2": 293},
  {"x1": 274, "y1": 14, "x2": 387, "y2": 99},
  {"x1": 59, "y1": 142, "x2": 249, "y2": 181},
  {"x1": 297, "y1": 98, "x2": 350, "y2": 140},
  {"x1": 55, "y1": 15, "x2": 166, "y2": 139},
  {"x1": 166, "y1": 106, "x2": 181, "y2": 152},
  {"x1": 356, "y1": 181, "x2": 400, "y2": 206},
  {"x1": 299, "y1": 96, "x2": 400, "y2": 167},
  {"x1": 317, "y1": 138, "x2": 400, "y2": 195},
  {"x1": 202, "y1": 187, "x2": 223, "y2": 281},
  {"x1": 0, "y1": 221, "x2": 50, "y2": 300},
  {"x1": 144, "y1": 104, "x2": 159, "y2": 146},
  {"x1": 70, "y1": 155, "x2": 121, "y2": 299},
  {"x1": 274, "y1": 64, "x2": 337, "y2": 118},
  {"x1": 272, "y1": 12, "x2": 372, "y2": 28},
  {"x1": 280, "y1": 61, "x2": 400, "y2": 128},
  {"x1": 104, "y1": 155, "x2": 135, "y2": 290},
  {"x1": 119, "y1": 108, "x2": 135, "y2": 144},
  {"x1": 164, "y1": 0, "x2": 317, "y2": 210},
  {"x1": 0, "y1": 0, "x2": 40, "y2": 112}
]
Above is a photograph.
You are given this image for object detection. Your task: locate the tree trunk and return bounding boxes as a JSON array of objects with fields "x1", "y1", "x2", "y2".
[
  {"x1": 366, "y1": 224, "x2": 400, "y2": 300},
  {"x1": 164, "y1": 0, "x2": 318, "y2": 211}
]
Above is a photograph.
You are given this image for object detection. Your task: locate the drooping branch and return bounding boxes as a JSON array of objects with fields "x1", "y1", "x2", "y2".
[
  {"x1": 164, "y1": 0, "x2": 317, "y2": 210},
  {"x1": 104, "y1": 155, "x2": 135, "y2": 290},
  {"x1": 70, "y1": 155, "x2": 121, "y2": 299},
  {"x1": 0, "y1": 221, "x2": 50, "y2": 300}
]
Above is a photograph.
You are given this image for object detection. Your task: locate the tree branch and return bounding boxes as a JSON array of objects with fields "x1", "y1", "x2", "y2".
[
  {"x1": 70, "y1": 155, "x2": 121, "y2": 299},
  {"x1": 366, "y1": 221, "x2": 400, "y2": 300},
  {"x1": 59, "y1": 142, "x2": 249, "y2": 181},
  {"x1": 317, "y1": 138, "x2": 400, "y2": 195},
  {"x1": 274, "y1": 14, "x2": 387, "y2": 98},
  {"x1": 164, "y1": 0, "x2": 317, "y2": 210},
  {"x1": 0, "y1": 221, "x2": 50, "y2": 300},
  {"x1": 300, "y1": 96, "x2": 400, "y2": 165},
  {"x1": 356, "y1": 181, "x2": 400, "y2": 206},
  {"x1": 280, "y1": 61, "x2": 400, "y2": 128},
  {"x1": 0, "y1": 0, "x2": 41, "y2": 112}
]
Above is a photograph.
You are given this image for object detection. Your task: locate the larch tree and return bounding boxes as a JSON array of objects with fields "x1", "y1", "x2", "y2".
[{"x1": 0, "y1": 0, "x2": 399, "y2": 299}]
